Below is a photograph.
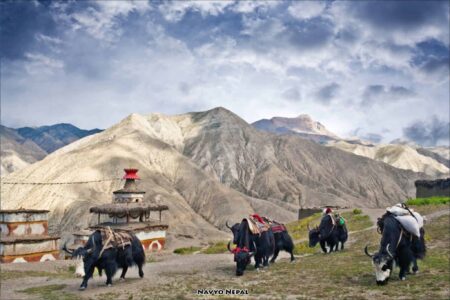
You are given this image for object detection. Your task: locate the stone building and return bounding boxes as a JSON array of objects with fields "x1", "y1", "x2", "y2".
[
  {"x1": 0, "y1": 209, "x2": 60, "y2": 263},
  {"x1": 415, "y1": 178, "x2": 450, "y2": 198}
]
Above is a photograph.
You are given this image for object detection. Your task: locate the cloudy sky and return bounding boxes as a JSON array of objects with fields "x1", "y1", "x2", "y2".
[{"x1": 1, "y1": 0, "x2": 449, "y2": 146}]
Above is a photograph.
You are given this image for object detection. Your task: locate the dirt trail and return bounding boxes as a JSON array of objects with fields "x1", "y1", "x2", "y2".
[{"x1": 1, "y1": 208, "x2": 448, "y2": 299}]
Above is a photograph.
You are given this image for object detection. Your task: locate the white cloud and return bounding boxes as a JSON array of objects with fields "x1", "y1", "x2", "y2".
[
  {"x1": 53, "y1": 1, "x2": 151, "y2": 42},
  {"x1": 158, "y1": 1, "x2": 233, "y2": 22},
  {"x1": 288, "y1": 1, "x2": 327, "y2": 20},
  {"x1": 24, "y1": 53, "x2": 64, "y2": 75}
]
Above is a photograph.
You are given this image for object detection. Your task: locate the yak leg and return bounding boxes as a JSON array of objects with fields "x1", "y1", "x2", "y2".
[
  {"x1": 412, "y1": 258, "x2": 419, "y2": 274},
  {"x1": 398, "y1": 248, "x2": 413, "y2": 281},
  {"x1": 105, "y1": 264, "x2": 115, "y2": 286},
  {"x1": 79, "y1": 265, "x2": 95, "y2": 290},
  {"x1": 263, "y1": 254, "x2": 270, "y2": 267},
  {"x1": 138, "y1": 265, "x2": 144, "y2": 278},
  {"x1": 254, "y1": 253, "x2": 262, "y2": 269},
  {"x1": 333, "y1": 242, "x2": 339, "y2": 252},
  {"x1": 289, "y1": 248, "x2": 295, "y2": 262},
  {"x1": 320, "y1": 241, "x2": 327, "y2": 253},
  {"x1": 270, "y1": 248, "x2": 280, "y2": 264},
  {"x1": 120, "y1": 266, "x2": 128, "y2": 279}
]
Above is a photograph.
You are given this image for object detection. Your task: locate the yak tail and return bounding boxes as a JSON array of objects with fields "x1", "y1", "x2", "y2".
[
  {"x1": 130, "y1": 234, "x2": 146, "y2": 266},
  {"x1": 412, "y1": 228, "x2": 427, "y2": 259}
]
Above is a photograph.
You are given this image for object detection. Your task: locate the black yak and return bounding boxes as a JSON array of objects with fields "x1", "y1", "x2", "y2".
[
  {"x1": 365, "y1": 212, "x2": 426, "y2": 285},
  {"x1": 63, "y1": 228, "x2": 145, "y2": 290},
  {"x1": 226, "y1": 219, "x2": 274, "y2": 276},
  {"x1": 308, "y1": 213, "x2": 341, "y2": 253}
]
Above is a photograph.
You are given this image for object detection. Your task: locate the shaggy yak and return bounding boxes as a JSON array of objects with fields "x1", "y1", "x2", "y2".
[
  {"x1": 63, "y1": 229, "x2": 145, "y2": 290},
  {"x1": 308, "y1": 214, "x2": 347, "y2": 253},
  {"x1": 364, "y1": 212, "x2": 426, "y2": 285},
  {"x1": 227, "y1": 220, "x2": 295, "y2": 264},
  {"x1": 226, "y1": 219, "x2": 274, "y2": 276}
]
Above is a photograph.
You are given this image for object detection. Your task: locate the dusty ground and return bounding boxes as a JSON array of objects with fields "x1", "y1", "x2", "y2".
[{"x1": 1, "y1": 207, "x2": 448, "y2": 300}]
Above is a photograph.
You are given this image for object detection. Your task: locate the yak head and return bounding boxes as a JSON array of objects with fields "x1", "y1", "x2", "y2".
[
  {"x1": 226, "y1": 221, "x2": 241, "y2": 244},
  {"x1": 63, "y1": 236, "x2": 98, "y2": 278},
  {"x1": 365, "y1": 244, "x2": 394, "y2": 285},
  {"x1": 307, "y1": 224, "x2": 320, "y2": 247},
  {"x1": 227, "y1": 241, "x2": 256, "y2": 276}
]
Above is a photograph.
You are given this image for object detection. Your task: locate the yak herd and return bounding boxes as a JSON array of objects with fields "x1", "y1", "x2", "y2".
[{"x1": 64, "y1": 206, "x2": 426, "y2": 290}]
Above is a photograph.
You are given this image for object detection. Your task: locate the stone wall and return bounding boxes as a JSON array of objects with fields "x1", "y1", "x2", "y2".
[{"x1": 415, "y1": 178, "x2": 450, "y2": 198}]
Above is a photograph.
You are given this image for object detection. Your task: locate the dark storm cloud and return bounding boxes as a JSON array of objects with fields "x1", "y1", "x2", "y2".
[
  {"x1": 418, "y1": 57, "x2": 449, "y2": 77},
  {"x1": 403, "y1": 116, "x2": 450, "y2": 147},
  {"x1": 0, "y1": 1, "x2": 59, "y2": 60},
  {"x1": 347, "y1": 1, "x2": 449, "y2": 32},
  {"x1": 287, "y1": 17, "x2": 335, "y2": 50},
  {"x1": 335, "y1": 27, "x2": 359, "y2": 45},
  {"x1": 412, "y1": 39, "x2": 449, "y2": 79},
  {"x1": 316, "y1": 83, "x2": 340, "y2": 105},
  {"x1": 361, "y1": 85, "x2": 415, "y2": 107}
]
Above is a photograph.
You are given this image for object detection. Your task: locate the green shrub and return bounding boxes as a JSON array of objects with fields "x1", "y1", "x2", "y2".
[
  {"x1": 173, "y1": 246, "x2": 202, "y2": 255},
  {"x1": 201, "y1": 241, "x2": 228, "y2": 254},
  {"x1": 352, "y1": 208, "x2": 362, "y2": 215},
  {"x1": 405, "y1": 197, "x2": 450, "y2": 206}
]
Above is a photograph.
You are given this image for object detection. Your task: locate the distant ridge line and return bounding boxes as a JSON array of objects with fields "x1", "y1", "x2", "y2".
[{"x1": 1, "y1": 178, "x2": 122, "y2": 185}]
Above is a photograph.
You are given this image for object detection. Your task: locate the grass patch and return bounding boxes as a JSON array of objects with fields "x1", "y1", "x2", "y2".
[
  {"x1": 19, "y1": 284, "x2": 79, "y2": 300},
  {"x1": 201, "y1": 241, "x2": 228, "y2": 254},
  {"x1": 286, "y1": 212, "x2": 322, "y2": 240},
  {"x1": 341, "y1": 212, "x2": 373, "y2": 232},
  {"x1": 0, "y1": 267, "x2": 74, "y2": 281},
  {"x1": 406, "y1": 196, "x2": 450, "y2": 206},
  {"x1": 409, "y1": 204, "x2": 449, "y2": 216},
  {"x1": 293, "y1": 241, "x2": 317, "y2": 255},
  {"x1": 173, "y1": 246, "x2": 202, "y2": 255}
]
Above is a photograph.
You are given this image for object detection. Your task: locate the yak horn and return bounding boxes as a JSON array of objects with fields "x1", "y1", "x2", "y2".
[
  {"x1": 307, "y1": 223, "x2": 311, "y2": 231},
  {"x1": 226, "y1": 221, "x2": 232, "y2": 230},
  {"x1": 227, "y1": 241, "x2": 234, "y2": 253},
  {"x1": 364, "y1": 245, "x2": 374, "y2": 258},
  {"x1": 386, "y1": 244, "x2": 393, "y2": 259},
  {"x1": 86, "y1": 235, "x2": 96, "y2": 254},
  {"x1": 62, "y1": 242, "x2": 73, "y2": 254}
]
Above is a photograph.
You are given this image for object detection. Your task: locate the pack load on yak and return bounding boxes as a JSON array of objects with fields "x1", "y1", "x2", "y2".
[
  {"x1": 335, "y1": 213, "x2": 346, "y2": 227},
  {"x1": 386, "y1": 203, "x2": 425, "y2": 237},
  {"x1": 247, "y1": 214, "x2": 270, "y2": 234}
]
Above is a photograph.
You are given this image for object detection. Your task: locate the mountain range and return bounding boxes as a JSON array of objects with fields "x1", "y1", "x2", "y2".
[
  {"x1": 1, "y1": 108, "x2": 425, "y2": 244},
  {"x1": 252, "y1": 114, "x2": 339, "y2": 144},
  {"x1": 0, "y1": 124, "x2": 102, "y2": 175},
  {"x1": 252, "y1": 115, "x2": 449, "y2": 177}
]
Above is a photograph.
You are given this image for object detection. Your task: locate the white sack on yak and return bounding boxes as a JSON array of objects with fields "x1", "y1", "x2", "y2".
[{"x1": 386, "y1": 204, "x2": 424, "y2": 238}]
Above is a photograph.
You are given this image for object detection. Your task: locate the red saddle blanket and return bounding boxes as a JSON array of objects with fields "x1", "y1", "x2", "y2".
[{"x1": 271, "y1": 224, "x2": 287, "y2": 233}]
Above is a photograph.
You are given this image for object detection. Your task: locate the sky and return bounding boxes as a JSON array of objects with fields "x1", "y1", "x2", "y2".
[{"x1": 1, "y1": 0, "x2": 449, "y2": 146}]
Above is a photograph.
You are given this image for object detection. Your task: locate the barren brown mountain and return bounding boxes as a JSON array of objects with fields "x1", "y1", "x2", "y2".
[
  {"x1": 1, "y1": 108, "x2": 423, "y2": 245},
  {"x1": 0, "y1": 125, "x2": 47, "y2": 176}
]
